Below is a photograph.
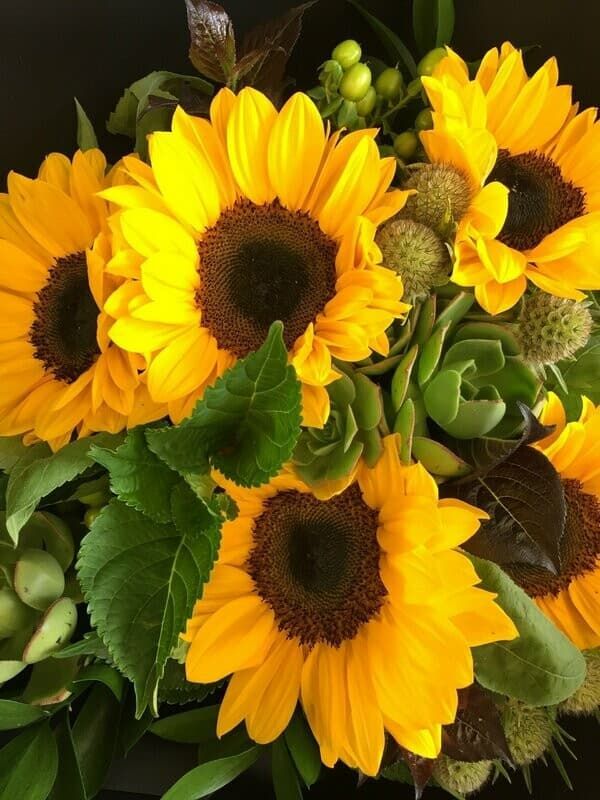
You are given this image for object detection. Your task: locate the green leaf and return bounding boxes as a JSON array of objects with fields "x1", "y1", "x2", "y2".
[
  {"x1": 284, "y1": 710, "x2": 320, "y2": 788},
  {"x1": 272, "y1": 738, "x2": 303, "y2": 800},
  {"x1": 53, "y1": 631, "x2": 110, "y2": 662},
  {"x1": 72, "y1": 684, "x2": 122, "y2": 799},
  {"x1": 469, "y1": 556, "x2": 586, "y2": 706},
  {"x1": 151, "y1": 706, "x2": 219, "y2": 745},
  {"x1": 73, "y1": 663, "x2": 125, "y2": 701},
  {"x1": 5, "y1": 432, "x2": 124, "y2": 543},
  {"x1": 0, "y1": 700, "x2": 47, "y2": 731},
  {"x1": 147, "y1": 322, "x2": 302, "y2": 488},
  {"x1": 558, "y1": 333, "x2": 600, "y2": 404},
  {"x1": 74, "y1": 99, "x2": 98, "y2": 151},
  {"x1": 91, "y1": 427, "x2": 181, "y2": 523},
  {"x1": 347, "y1": 0, "x2": 417, "y2": 78},
  {"x1": 0, "y1": 723, "x2": 58, "y2": 800},
  {"x1": 77, "y1": 497, "x2": 220, "y2": 716},
  {"x1": 49, "y1": 710, "x2": 87, "y2": 800},
  {"x1": 413, "y1": 0, "x2": 455, "y2": 54},
  {"x1": 0, "y1": 437, "x2": 48, "y2": 473},
  {"x1": 161, "y1": 747, "x2": 261, "y2": 800},
  {"x1": 158, "y1": 659, "x2": 219, "y2": 706}
]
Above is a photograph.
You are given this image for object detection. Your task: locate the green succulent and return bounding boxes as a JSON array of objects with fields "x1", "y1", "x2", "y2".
[
  {"x1": 293, "y1": 363, "x2": 383, "y2": 494},
  {"x1": 0, "y1": 511, "x2": 78, "y2": 687}
]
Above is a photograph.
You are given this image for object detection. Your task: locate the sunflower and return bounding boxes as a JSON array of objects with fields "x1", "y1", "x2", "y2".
[
  {"x1": 422, "y1": 43, "x2": 600, "y2": 314},
  {"x1": 505, "y1": 393, "x2": 600, "y2": 649},
  {"x1": 182, "y1": 435, "x2": 517, "y2": 775},
  {"x1": 103, "y1": 88, "x2": 411, "y2": 427},
  {"x1": 0, "y1": 150, "x2": 165, "y2": 449}
]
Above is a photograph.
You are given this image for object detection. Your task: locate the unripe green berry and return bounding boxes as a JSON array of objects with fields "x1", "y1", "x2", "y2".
[
  {"x1": 433, "y1": 756, "x2": 493, "y2": 796},
  {"x1": 560, "y1": 649, "x2": 600, "y2": 716},
  {"x1": 394, "y1": 131, "x2": 419, "y2": 160},
  {"x1": 417, "y1": 47, "x2": 448, "y2": 76},
  {"x1": 375, "y1": 67, "x2": 404, "y2": 101},
  {"x1": 339, "y1": 62, "x2": 372, "y2": 102},
  {"x1": 356, "y1": 85, "x2": 377, "y2": 116},
  {"x1": 415, "y1": 108, "x2": 434, "y2": 131},
  {"x1": 331, "y1": 39, "x2": 362, "y2": 70},
  {"x1": 84, "y1": 507, "x2": 103, "y2": 528}
]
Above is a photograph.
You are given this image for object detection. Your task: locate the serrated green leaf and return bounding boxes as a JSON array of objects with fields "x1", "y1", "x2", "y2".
[
  {"x1": 5, "y1": 432, "x2": 124, "y2": 543},
  {"x1": 161, "y1": 747, "x2": 260, "y2": 800},
  {"x1": 0, "y1": 723, "x2": 58, "y2": 800},
  {"x1": 77, "y1": 497, "x2": 220, "y2": 716},
  {"x1": 469, "y1": 556, "x2": 586, "y2": 706},
  {"x1": 91, "y1": 427, "x2": 180, "y2": 523},
  {"x1": 0, "y1": 700, "x2": 47, "y2": 731},
  {"x1": 147, "y1": 322, "x2": 302, "y2": 488},
  {"x1": 158, "y1": 659, "x2": 219, "y2": 706},
  {"x1": 74, "y1": 98, "x2": 98, "y2": 151}
]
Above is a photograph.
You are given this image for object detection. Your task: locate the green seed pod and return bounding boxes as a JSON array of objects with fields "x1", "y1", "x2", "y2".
[
  {"x1": 339, "y1": 62, "x2": 372, "y2": 102},
  {"x1": 356, "y1": 85, "x2": 377, "y2": 116},
  {"x1": 0, "y1": 586, "x2": 35, "y2": 639},
  {"x1": 394, "y1": 131, "x2": 419, "y2": 160},
  {"x1": 516, "y1": 292, "x2": 593, "y2": 365},
  {"x1": 401, "y1": 163, "x2": 472, "y2": 236},
  {"x1": 375, "y1": 67, "x2": 404, "y2": 101},
  {"x1": 331, "y1": 39, "x2": 362, "y2": 70},
  {"x1": 20, "y1": 511, "x2": 75, "y2": 572},
  {"x1": 84, "y1": 507, "x2": 104, "y2": 529},
  {"x1": 417, "y1": 47, "x2": 448, "y2": 76},
  {"x1": 23, "y1": 597, "x2": 78, "y2": 664},
  {"x1": 560, "y1": 649, "x2": 600, "y2": 716},
  {"x1": 502, "y1": 701, "x2": 554, "y2": 766},
  {"x1": 22, "y1": 657, "x2": 80, "y2": 705},
  {"x1": 433, "y1": 756, "x2": 493, "y2": 796},
  {"x1": 0, "y1": 660, "x2": 26, "y2": 685},
  {"x1": 13, "y1": 549, "x2": 66, "y2": 611},
  {"x1": 415, "y1": 108, "x2": 434, "y2": 131}
]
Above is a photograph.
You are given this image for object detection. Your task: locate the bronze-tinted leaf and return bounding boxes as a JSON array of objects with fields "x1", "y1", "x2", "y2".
[
  {"x1": 382, "y1": 741, "x2": 434, "y2": 799},
  {"x1": 442, "y1": 684, "x2": 511, "y2": 763},
  {"x1": 398, "y1": 746, "x2": 435, "y2": 799},
  {"x1": 455, "y1": 444, "x2": 565, "y2": 574},
  {"x1": 185, "y1": 0, "x2": 236, "y2": 83}
]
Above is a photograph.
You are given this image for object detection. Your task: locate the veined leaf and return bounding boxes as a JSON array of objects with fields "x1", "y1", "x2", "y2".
[
  {"x1": 5, "y1": 432, "x2": 124, "y2": 543},
  {"x1": 185, "y1": 0, "x2": 236, "y2": 83},
  {"x1": 347, "y1": 0, "x2": 417, "y2": 77},
  {"x1": 162, "y1": 747, "x2": 260, "y2": 800},
  {"x1": 442, "y1": 684, "x2": 511, "y2": 763},
  {"x1": 147, "y1": 322, "x2": 302, "y2": 488},
  {"x1": 470, "y1": 556, "x2": 586, "y2": 706},
  {"x1": 77, "y1": 493, "x2": 221, "y2": 716}
]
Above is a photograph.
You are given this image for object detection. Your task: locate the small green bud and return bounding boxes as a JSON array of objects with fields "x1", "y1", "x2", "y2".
[
  {"x1": 415, "y1": 108, "x2": 434, "y2": 131},
  {"x1": 417, "y1": 47, "x2": 448, "y2": 76},
  {"x1": 375, "y1": 67, "x2": 404, "y2": 101},
  {"x1": 401, "y1": 163, "x2": 472, "y2": 236},
  {"x1": 331, "y1": 39, "x2": 362, "y2": 70},
  {"x1": 318, "y1": 59, "x2": 344, "y2": 92},
  {"x1": 394, "y1": 131, "x2": 419, "y2": 160},
  {"x1": 503, "y1": 701, "x2": 554, "y2": 766},
  {"x1": 516, "y1": 292, "x2": 593, "y2": 366},
  {"x1": 339, "y1": 62, "x2": 372, "y2": 102},
  {"x1": 355, "y1": 85, "x2": 377, "y2": 116},
  {"x1": 560, "y1": 649, "x2": 600, "y2": 716},
  {"x1": 84, "y1": 507, "x2": 103, "y2": 528},
  {"x1": 433, "y1": 756, "x2": 493, "y2": 796}
]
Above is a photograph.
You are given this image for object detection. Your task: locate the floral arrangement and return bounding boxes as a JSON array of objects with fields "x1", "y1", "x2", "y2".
[{"x1": 1, "y1": 1, "x2": 599, "y2": 798}]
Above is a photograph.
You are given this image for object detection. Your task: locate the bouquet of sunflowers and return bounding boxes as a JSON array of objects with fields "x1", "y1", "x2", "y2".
[{"x1": 1, "y1": 2, "x2": 599, "y2": 798}]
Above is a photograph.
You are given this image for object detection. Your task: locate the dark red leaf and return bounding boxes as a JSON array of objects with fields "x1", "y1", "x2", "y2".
[
  {"x1": 397, "y1": 746, "x2": 435, "y2": 799},
  {"x1": 185, "y1": 0, "x2": 236, "y2": 83},
  {"x1": 442, "y1": 684, "x2": 511, "y2": 763}
]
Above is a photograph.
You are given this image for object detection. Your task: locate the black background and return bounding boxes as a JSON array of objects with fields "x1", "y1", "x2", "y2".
[{"x1": 1, "y1": 1, "x2": 599, "y2": 798}]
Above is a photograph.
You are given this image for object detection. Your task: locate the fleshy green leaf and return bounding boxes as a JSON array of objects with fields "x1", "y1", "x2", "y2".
[
  {"x1": 91, "y1": 427, "x2": 180, "y2": 523},
  {"x1": 272, "y1": 737, "x2": 303, "y2": 800},
  {"x1": 442, "y1": 683, "x2": 511, "y2": 762},
  {"x1": 470, "y1": 556, "x2": 586, "y2": 706},
  {"x1": 0, "y1": 723, "x2": 58, "y2": 800},
  {"x1": 147, "y1": 322, "x2": 302, "y2": 488},
  {"x1": 0, "y1": 700, "x2": 47, "y2": 731},
  {"x1": 77, "y1": 496, "x2": 221, "y2": 716},
  {"x1": 74, "y1": 99, "x2": 98, "y2": 151},
  {"x1": 347, "y1": 0, "x2": 417, "y2": 77},
  {"x1": 284, "y1": 710, "x2": 321, "y2": 788},
  {"x1": 5, "y1": 432, "x2": 124, "y2": 543},
  {"x1": 185, "y1": 0, "x2": 236, "y2": 83},
  {"x1": 161, "y1": 748, "x2": 260, "y2": 800}
]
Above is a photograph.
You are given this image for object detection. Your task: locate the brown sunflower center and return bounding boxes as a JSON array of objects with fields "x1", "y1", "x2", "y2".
[
  {"x1": 488, "y1": 149, "x2": 586, "y2": 251},
  {"x1": 247, "y1": 485, "x2": 386, "y2": 647},
  {"x1": 505, "y1": 479, "x2": 600, "y2": 598},
  {"x1": 196, "y1": 199, "x2": 338, "y2": 357},
  {"x1": 29, "y1": 252, "x2": 100, "y2": 384}
]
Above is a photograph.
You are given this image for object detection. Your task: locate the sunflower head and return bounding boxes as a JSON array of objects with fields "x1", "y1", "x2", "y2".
[
  {"x1": 103, "y1": 88, "x2": 411, "y2": 428},
  {"x1": 182, "y1": 436, "x2": 517, "y2": 776}
]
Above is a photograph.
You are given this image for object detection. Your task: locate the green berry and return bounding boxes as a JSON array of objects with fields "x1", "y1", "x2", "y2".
[
  {"x1": 84, "y1": 507, "x2": 103, "y2": 528},
  {"x1": 417, "y1": 47, "x2": 448, "y2": 76},
  {"x1": 415, "y1": 108, "x2": 434, "y2": 131},
  {"x1": 339, "y1": 63, "x2": 372, "y2": 102},
  {"x1": 356, "y1": 86, "x2": 377, "y2": 116},
  {"x1": 393, "y1": 131, "x2": 419, "y2": 160},
  {"x1": 331, "y1": 39, "x2": 362, "y2": 70},
  {"x1": 375, "y1": 67, "x2": 404, "y2": 101}
]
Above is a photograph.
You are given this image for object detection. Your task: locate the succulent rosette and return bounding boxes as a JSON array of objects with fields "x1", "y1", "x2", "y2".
[{"x1": 0, "y1": 2, "x2": 598, "y2": 799}]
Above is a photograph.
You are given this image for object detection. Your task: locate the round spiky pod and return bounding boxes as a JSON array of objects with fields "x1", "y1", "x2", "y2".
[
  {"x1": 401, "y1": 163, "x2": 472, "y2": 236},
  {"x1": 376, "y1": 218, "x2": 450, "y2": 299},
  {"x1": 516, "y1": 292, "x2": 592, "y2": 365},
  {"x1": 502, "y1": 701, "x2": 554, "y2": 766},
  {"x1": 560, "y1": 649, "x2": 600, "y2": 716},
  {"x1": 433, "y1": 756, "x2": 493, "y2": 795}
]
